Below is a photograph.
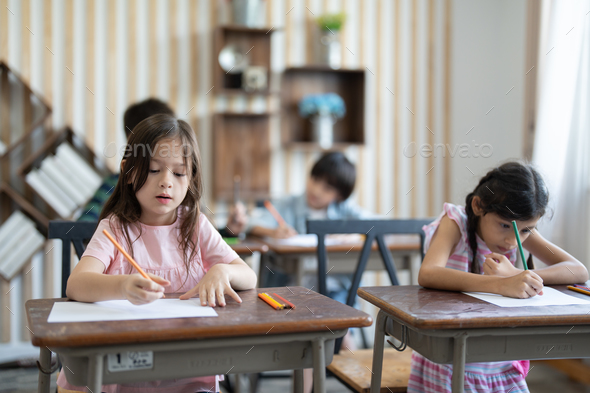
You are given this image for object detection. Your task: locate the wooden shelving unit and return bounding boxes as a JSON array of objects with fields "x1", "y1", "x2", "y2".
[
  {"x1": 213, "y1": 113, "x2": 271, "y2": 201},
  {"x1": 281, "y1": 67, "x2": 365, "y2": 147},
  {"x1": 213, "y1": 26, "x2": 278, "y2": 95},
  {"x1": 0, "y1": 62, "x2": 51, "y2": 158},
  {"x1": 17, "y1": 127, "x2": 111, "y2": 221}
]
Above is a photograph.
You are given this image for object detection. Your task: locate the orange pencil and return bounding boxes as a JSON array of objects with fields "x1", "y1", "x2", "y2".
[
  {"x1": 568, "y1": 286, "x2": 590, "y2": 297},
  {"x1": 258, "y1": 293, "x2": 283, "y2": 310},
  {"x1": 102, "y1": 229, "x2": 163, "y2": 296},
  {"x1": 272, "y1": 293, "x2": 296, "y2": 309},
  {"x1": 264, "y1": 200, "x2": 286, "y2": 227}
]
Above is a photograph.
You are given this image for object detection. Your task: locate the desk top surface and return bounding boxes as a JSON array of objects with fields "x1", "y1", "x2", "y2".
[
  {"x1": 358, "y1": 285, "x2": 590, "y2": 330},
  {"x1": 228, "y1": 239, "x2": 269, "y2": 255},
  {"x1": 26, "y1": 287, "x2": 372, "y2": 348},
  {"x1": 261, "y1": 234, "x2": 421, "y2": 255}
]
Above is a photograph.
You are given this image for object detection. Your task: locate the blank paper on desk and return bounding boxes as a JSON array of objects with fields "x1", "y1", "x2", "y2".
[
  {"x1": 47, "y1": 299, "x2": 218, "y2": 323},
  {"x1": 464, "y1": 287, "x2": 590, "y2": 307}
]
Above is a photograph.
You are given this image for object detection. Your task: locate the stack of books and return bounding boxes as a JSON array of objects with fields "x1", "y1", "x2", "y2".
[
  {"x1": 25, "y1": 142, "x2": 103, "y2": 218},
  {"x1": 0, "y1": 210, "x2": 45, "y2": 280}
]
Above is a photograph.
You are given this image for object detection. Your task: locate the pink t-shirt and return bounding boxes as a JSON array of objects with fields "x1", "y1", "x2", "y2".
[{"x1": 57, "y1": 209, "x2": 239, "y2": 393}]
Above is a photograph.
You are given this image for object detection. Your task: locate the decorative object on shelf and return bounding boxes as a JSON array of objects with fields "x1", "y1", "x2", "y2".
[
  {"x1": 0, "y1": 210, "x2": 44, "y2": 280},
  {"x1": 218, "y1": 44, "x2": 249, "y2": 74},
  {"x1": 316, "y1": 13, "x2": 346, "y2": 69},
  {"x1": 232, "y1": 0, "x2": 265, "y2": 28},
  {"x1": 242, "y1": 66, "x2": 268, "y2": 92},
  {"x1": 299, "y1": 93, "x2": 346, "y2": 149}
]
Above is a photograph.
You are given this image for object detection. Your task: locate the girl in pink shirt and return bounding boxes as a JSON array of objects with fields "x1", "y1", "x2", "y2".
[
  {"x1": 58, "y1": 114, "x2": 257, "y2": 393},
  {"x1": 410, "y1": 162, "x2": 588, "y2": 393}
]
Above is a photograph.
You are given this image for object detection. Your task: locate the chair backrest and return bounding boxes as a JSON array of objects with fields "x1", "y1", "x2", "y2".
[
  {"x1": 48, "y1": 220, "x2": 98, "y2": 297},
  {"x1": 307, "y1": 219, "x2": 432, "y2": 305}
]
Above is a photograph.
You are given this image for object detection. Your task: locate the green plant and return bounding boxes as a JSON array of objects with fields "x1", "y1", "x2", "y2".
[{"x1": 316, "y1": 12, "x2": 346, "y2": 32}]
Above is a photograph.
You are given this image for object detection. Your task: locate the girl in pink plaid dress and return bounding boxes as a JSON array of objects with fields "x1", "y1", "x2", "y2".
[{"x1": 409, "y1": 162, "x2": 588, "y2": 393}]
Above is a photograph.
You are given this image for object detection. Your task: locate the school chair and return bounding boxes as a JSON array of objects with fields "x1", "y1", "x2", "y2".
[
  {"x1": 307, "y1": 218, "x2": 431, "y2": 393},
  {"x1": 48, "y1": 220, "x2": 99, "y2": 298}
]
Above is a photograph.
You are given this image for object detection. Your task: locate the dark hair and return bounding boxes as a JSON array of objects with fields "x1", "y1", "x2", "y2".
[
  {"x1": 123, "y1": 98, "x2": 175, "y2": 138},
  {"x1": 101, "y1": 114, "x2": 203, "y2": 286},
  {"x1": 310, "y1": 152, "x2": 356, "y2": 201},
  {"x1": 465, "y1": 161, "x2": 549, "y2": 273}
]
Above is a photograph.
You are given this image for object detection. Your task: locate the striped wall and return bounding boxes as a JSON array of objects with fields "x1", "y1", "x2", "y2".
[
  {"x1": 0, "y1": 0, "x2": 532, "y2": 355},
  {"x1": 0, "y1": 0, "x2": 457, "y2": 219}
]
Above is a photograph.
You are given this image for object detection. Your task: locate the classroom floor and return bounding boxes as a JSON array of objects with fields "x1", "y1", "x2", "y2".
[{"x1": 0, "y1": 362, "x2": 589, "y2": 393}]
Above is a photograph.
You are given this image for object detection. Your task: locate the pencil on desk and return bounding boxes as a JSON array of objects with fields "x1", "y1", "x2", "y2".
[
  {"x1": 511, "y1": 221, "x2": 528, "y2": 271},
  {"x1": 102, "y1": 229, "x2": 163, "y2": 296},
  {"x1": 272, "y1": 293, "x2": 296, "y2": 309},
  {"x1": 264, "y1": 200, "x2": 286, "y2": 227},
  {"x1": 568, "y1": 286, "x2": 590, "y2": 297},
  {"x1": 258, "y1": 293, "x2": 283, "y2": 310}
]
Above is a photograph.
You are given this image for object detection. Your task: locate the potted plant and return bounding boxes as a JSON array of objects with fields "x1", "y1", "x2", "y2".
[
  {"x1": 316, "y1": 12, "x2": 346, "y2": 69},
  {"x1": 299, "y1": 93, "x2": 346, "y2": 149}
]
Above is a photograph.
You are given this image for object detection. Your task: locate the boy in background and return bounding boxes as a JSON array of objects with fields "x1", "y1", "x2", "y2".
[{"x1": 249, "y1": 151, "x2": 368, "y2": 238}]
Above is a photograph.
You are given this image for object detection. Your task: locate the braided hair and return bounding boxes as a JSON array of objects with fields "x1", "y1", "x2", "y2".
[{"x1": 464, "y1": 162, "x2": 549, "y2": 274}]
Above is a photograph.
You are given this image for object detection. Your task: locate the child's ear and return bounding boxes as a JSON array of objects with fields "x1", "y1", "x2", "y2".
[{"x1": 471, "y1": 196, "x2": 484, "y2": 216}]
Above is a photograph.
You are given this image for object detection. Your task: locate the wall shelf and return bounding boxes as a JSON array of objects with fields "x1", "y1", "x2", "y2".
[
  {"x1": 281, "y1": 67, "x2": 365, "y2": 147},
  {"x1": 213, "y1": 26, "x2": 279, "y2": 95},
  {"x1": 212, "y1": 113, "x2": 270, "y2": 201}
]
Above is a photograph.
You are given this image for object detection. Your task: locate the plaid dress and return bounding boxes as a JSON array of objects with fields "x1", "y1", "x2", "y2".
[{"x1": 407, "y1": 203, "x2": 530, "y2": 393}]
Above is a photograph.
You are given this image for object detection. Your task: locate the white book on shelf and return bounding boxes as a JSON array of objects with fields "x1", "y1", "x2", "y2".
[
  {"x1": 54, "y1": 145, "x2": 96, "y2": 193},
  {"x1": 37, "y1": 167, "x2": 78, "y2": 213},
  {"x1": 41, "y1": 156, "x2": 87, "y2": 206},
  {"x1": 0, "y1": 223, "x2": 45, "y2": 280},
  {"x1": 56, "y1": 143, "x2": 103, "y2": 191},
  {"x1": 51, "y1": 153, "x2": 95, "y2": 199},
  {"x1": 0, "y1": 217, "x2": 35, "y2": 261},
  {"x1": 0, "y1": 210, "x2": 28, "y2": 250},
  {"x1": 26, "y1": 170, "x2": 73, "y2": 218}
]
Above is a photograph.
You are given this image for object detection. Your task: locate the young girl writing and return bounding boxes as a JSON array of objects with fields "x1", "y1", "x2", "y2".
[
  {"x1": 58, "y1": 114, "x2": 257, "y2": 393},
  {"x1": 411, "y1": 161, "x2": 589, "y2": 393}
]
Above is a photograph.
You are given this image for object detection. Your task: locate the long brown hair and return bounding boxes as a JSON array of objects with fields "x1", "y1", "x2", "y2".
[
  {"x1": 465, "y1": 161, "x2": 549, "y2": 273},
  {"x1": 100, "y1": 114, "x2": 203, "y2": 281}
]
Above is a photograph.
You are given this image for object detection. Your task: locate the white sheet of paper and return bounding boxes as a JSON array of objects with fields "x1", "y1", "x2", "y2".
[
  {"x1": 463, "y1": 286, "x2": 590, "y2": 307},
  {"x1": 269, "y1": 234, "x2": 364, "y2": 247},
  {"x1": 47, "y1": 299, "x2": 218, "y2": 323}
]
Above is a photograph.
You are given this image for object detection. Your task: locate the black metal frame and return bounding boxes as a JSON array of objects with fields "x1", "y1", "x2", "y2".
[
  {"x1": 307, "y1": 218, "x2": 431, "y2": 355},
  {"x1": 48, "y1": 220, "x2": 98, "y2": 298}
]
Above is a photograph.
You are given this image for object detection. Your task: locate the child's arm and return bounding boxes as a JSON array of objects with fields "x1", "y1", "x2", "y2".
[
  {"x1": 522, "y1": 230, "x2": 588, "y2": 283},
  {"x1": 418, "y1": 215, "x2": 544, "y2": 298},
  {"x1": 179, "y1": 258, "x2": 257, "y2": 307},
  {"x1": 66, "y1": 256, "x2": 170, "y2": 304},
  {"x1": 249, "y1": 225, "x2": 298, "y2": 239},
  {"x1": 482, "y1": 231, "x2": 589, "y2": 284}
]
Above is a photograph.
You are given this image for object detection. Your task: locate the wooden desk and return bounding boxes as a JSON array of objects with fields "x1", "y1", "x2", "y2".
[
  {"x1": 358, "y1": 285, "x2": 590, "y2": 393},
  {"x1": 26, "y1": 287, "x2": 371, "y2": 393},
  {"x1": 259, "y1": 235, "x2": 422, "y2": 286},
  {"x1": 229, "y1": 238, "x2": 269, "y2": 256}
]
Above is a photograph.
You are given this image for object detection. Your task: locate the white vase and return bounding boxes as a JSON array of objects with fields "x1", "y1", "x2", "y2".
[
  {"x1": 311, "y1": 114, "x2": 336, "y2": 149},
  {"x1": 319, "y1": 31, "x2": 341, "y2": 69}
]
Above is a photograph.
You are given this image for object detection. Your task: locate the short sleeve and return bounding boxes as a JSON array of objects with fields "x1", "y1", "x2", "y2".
[
  {"x1": 198, "y1": 214, "x2": 240, "y2": 271},
  {"x1": 82, "y1": 217, "x2": 121, "y2": 271},
  {"x1": 422, "y1": 203, "x2": 468, "y2": 253}
]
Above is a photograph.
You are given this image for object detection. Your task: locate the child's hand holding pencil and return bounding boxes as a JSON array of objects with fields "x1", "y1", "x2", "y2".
[{"x1": 103, "y1": 229, "x2": 170, "y2": 305}]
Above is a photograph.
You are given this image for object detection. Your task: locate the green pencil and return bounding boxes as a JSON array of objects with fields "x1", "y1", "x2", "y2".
[{"x1": 512, "y1": 220, "x2": 528, "y2": 270}]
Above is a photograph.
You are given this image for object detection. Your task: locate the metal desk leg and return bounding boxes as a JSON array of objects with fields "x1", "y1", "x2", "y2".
[
  {"x1": 37, "y1": 347, "x2": 52, "y2": 393},
  {"x1": 452, "y1": 332, "x2": 468, "y2": 393},
  {"x1": 86, "y1": 353, "x2": 104, "y2": 393},
  {"x1": 370, "y1": 311, "x2": 388, "y2": 393},
  {"x1": 312, "y1": 338, "x2": 326, "y2": 393},
  {"x1": 293, "y1": 369, "x2": 304, "y2": 393}
]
